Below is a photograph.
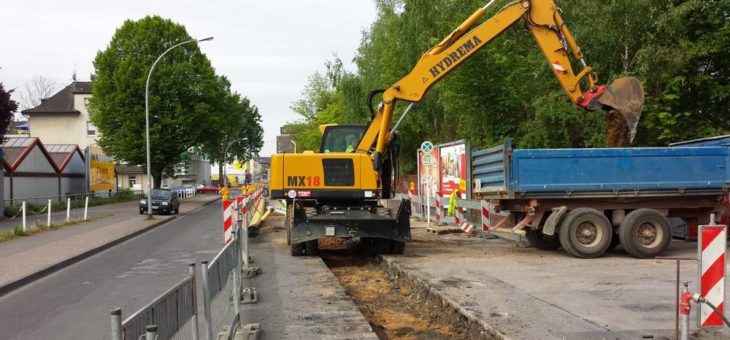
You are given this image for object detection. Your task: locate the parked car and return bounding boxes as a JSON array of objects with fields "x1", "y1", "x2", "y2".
[
  {"x1": 183, "y1": 184, "x2": 196, "y2": 197},
  {"x1": 170, "y1": 185, "x2": 186, "y2": 198},
  {"x1": 197, "y1": 184, "x2": 219, "y2": 194},
  {"x1": 140, "y1": 189, "x2": 180, "y2": 215}
]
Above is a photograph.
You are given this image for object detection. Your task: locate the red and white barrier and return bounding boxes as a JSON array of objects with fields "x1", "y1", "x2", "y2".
[
  {"x1": 435, "y1": 191, "x2": 442, "y2": 224},
  {"x1": 699, "y1": 222, "x2": 727, "y2": 328},
  {"x1": 222, "y1": 199, "x2": 234, "y2": 244},
  {"x1": 408, "y1": 189, "x2": 417, "y2": 216},
  {"x1": 452, "y1": 200, "x2": 473, "y2": 235},
  {"x1": 481, "y1": 200, "x2": 490, "y2": 232}
]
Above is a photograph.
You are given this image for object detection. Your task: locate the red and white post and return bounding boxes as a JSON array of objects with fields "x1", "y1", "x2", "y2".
[
  {"x1": 481, "y1": 200, "x2": 490, "y2": 232},
  {"x1": 435, "y1": 191, "x2": 442, "y2": 225},
  {"x1": 698, "y1": 214, "x2": 727, "y2": 328},
  {"x1": 222, "y1": 200, "x2": 234, "y2": 244}
]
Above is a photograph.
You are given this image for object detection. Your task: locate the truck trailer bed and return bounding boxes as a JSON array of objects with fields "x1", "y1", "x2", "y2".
[{"x1": 473, "y1": 139, "x2": 730, "y2": 199}]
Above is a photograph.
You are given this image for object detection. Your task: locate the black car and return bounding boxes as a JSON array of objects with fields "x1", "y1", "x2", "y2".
[{"x1": 139, "y1": 189, "x2": 180, "y2": 215}]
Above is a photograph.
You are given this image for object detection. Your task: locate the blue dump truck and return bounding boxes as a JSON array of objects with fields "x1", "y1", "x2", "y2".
[{"x1": 473, "y1": 136, "x2": 730, "y2": 259}]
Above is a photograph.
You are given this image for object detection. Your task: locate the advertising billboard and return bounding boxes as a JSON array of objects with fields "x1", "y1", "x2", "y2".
[
  {"x1": 88, "y1": 145, "x2": 115, "y2": 192},
  {"x1": 417, "y1": 148, "x2": 439, "y2": 198},
  {"x1": 438, "y1": 140, "x2": 469, "y2": 199}
]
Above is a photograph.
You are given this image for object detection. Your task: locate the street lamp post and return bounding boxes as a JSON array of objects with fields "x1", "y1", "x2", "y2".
[
  {"x1": 290, "y1": 140, "x2": 297, "y2": 153},
  {"x1": 145, "y1": 36, "x2": 213, "y2": 216},
  {"x1": 222, "y1": 138, "x2": 245, "y2": 188}
]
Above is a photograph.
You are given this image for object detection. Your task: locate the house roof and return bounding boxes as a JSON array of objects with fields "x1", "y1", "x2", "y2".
[
  {"x1": 115, "y1": 164, "x2": 145, "y2": 175},
  {"x1": 45, "y1": 144, "x2": 85, "y2": 171},
  {"x1": 21, "y1": 81, "x2": 92, "y2": 115},
  {"x1": 2, "y1": 137, "x2": 59, "y2": 173}
]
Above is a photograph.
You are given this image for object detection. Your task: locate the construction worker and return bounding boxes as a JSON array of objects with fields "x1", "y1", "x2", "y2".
[
  {"x1": 447, "y1": 189, "x2": 460, "y2": 217},
  {"x1": 345, "y1": 134, "x2": 356, "y2": 153}
]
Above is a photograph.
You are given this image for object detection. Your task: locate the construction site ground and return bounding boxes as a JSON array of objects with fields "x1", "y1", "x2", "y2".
[
  {"x1": 252, "y1": 207, "x2": 730, "y2": 340},
  {"x1": 379, "y1": 219, "x2": 730, "y2": 339}
]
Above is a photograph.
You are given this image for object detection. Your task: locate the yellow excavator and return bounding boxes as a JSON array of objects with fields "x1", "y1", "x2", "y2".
[{"x1": 270, "y1": 0, "x2": 645, "y2": 256}]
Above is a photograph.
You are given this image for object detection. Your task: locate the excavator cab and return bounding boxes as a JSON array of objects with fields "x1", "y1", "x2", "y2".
[{"x1": 319, "y1": 124, "x2": 366, "y2": 153}]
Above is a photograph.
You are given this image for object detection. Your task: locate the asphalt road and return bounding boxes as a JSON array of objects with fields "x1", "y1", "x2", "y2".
[{"x1": 0, "y1": 202, "x2": 224, "y2": 340}]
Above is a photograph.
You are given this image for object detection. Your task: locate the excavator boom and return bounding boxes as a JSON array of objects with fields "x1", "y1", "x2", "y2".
[{"x1": 356, "y1": 0, "x2": 644, "y2": 158}]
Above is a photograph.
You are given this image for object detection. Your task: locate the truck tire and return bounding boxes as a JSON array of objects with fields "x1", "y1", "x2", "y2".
[
  {"x1": 619, "y1": 209, "x2": 671, "y2": 258},
  {"x1": 525, "y1": 228, "x2": 561, "y2": 251},
  {"x1": 559, "y1": 208, "x2": 612, "y2": 259},
  {"x1": 291, "y1": 242, "x2": 305, "y2": 256}
]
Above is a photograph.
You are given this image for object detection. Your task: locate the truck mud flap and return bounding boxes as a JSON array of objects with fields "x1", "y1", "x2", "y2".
[{"x1": 291, "y1": 200, "x2": 411, "y2": 244}]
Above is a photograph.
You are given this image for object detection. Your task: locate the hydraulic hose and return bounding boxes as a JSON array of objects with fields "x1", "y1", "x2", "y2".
[{"x1": 694, "y1": 295, "x2": 730, "y2": 328}]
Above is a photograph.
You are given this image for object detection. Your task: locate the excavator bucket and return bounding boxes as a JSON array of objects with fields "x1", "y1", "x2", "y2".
[{"x1": 597, "y1": 77, "x2": 644, "y2": 144}]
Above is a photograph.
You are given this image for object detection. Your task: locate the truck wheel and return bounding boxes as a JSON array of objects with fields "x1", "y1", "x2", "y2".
[
  {"x1": 559, "y1": 208, "x2": 612, "y2": 259},
  {"x1": 391, "y1": 241, "x2": 405, "y2": 254},
  {"x1": 291, "y1": 242, "x2": 306, "y2": 256},
  {"x1": 305, "y1": 240, "x2": 319, "y2": 255},
  {"x1": 619, "y1": 209, "x2": 671, "y2": 258},
  {"x1": 525, "y1": 228, "x2": 561, "y2": 251}
]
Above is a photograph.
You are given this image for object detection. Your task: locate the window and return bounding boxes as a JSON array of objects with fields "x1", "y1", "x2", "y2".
[{"x1": 87, "y1": 121, "x2": 97, "y2": 136}]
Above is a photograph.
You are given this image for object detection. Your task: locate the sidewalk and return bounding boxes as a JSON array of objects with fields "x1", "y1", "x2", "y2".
[{"x1": 0, "y1": 194, "x2": 220, "y2": 296}]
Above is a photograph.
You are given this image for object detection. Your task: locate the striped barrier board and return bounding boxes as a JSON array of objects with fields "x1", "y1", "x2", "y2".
[
  {"x1": 698, "y1": 223, "x2": 727, "y2": 328},
  {"x1": 481, "y1": 200, "x2": 490, "y2": 232},
  {"x1": 454, "y1": 200, "x2": 475, "y2": 235},
  {"x1": 222, "y1": 199, "x2": 234, "y2": 244},
  {"x1": 435, "y1": 191, "x2": 442, "y2": 223}
]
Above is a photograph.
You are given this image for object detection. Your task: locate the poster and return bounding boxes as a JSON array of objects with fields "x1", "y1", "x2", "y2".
[
  {"x1": 439, "y1": 142, "x2": 467, "y2": 198},
  {"x1": 418, "y1": 149, "x2": 439, "y2": 198},
  {"x1": 89, "y1": 145, "x2": 115, "y2": 192}
]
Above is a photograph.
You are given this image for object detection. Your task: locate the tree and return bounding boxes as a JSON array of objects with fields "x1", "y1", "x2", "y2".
[
  {"x1": 90, "y1": 16, "x2": 224, "y2": 188},
  {"x1": 199, "y1": 78, "x2": 264, "y2": 180},
  {"x1": 18, "y1": 76, "x2": 58, "y2": 110},
  {"x1": 0, "y1": 83, "x2": 18, "y2": 141}
]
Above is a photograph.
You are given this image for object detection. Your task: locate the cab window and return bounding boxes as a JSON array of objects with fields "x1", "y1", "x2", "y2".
[{"x1": 320, "y1": 126, "x2": 365, "y2": 153}]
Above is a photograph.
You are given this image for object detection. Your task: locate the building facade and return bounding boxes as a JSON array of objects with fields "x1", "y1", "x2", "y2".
[{"x1": 21, "y1": 81, "x2": 97, "y2": 148}]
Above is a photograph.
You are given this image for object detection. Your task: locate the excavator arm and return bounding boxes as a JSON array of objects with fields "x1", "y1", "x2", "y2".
[{"x1": 356, "y1": 0, "x2": 644, "y2": 167}]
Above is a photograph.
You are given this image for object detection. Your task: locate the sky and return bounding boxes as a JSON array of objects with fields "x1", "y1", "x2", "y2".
[{"x1": 0, "y1": 0, "x2": 377, "y2": 156}]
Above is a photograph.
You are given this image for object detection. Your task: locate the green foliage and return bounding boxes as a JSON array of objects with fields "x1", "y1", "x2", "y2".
[
  {"x1": 288, "y1": 0, "x2": 729, "y2": 173},
  {"x1": 0, "y1": 83, "x2": 18, "y2": 142},
  {"x1": 90, "y1": 16, "x2": 229, "y2": 186},
  {"x1": 198, "y1": 76, "x2": 264, "y2": 175}
]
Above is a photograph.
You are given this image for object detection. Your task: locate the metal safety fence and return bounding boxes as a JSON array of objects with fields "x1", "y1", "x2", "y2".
[
  {"x1": 124, "y1": 265, "x2": 198, "y2": 340},
  {"x1": 110, "y1": 187, "x2": 265, "y2": 340},
  {"x1": 202, "y1": 233, "x2": 241, "y2": 340}
]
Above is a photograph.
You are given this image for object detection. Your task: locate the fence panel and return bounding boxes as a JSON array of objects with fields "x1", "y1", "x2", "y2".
[
  {"x1": 122, "y1": 272, "x2": 197, "y2": 340},
  {"x1": 206, "y1": 239, "x2": 238, "y2": 336}
]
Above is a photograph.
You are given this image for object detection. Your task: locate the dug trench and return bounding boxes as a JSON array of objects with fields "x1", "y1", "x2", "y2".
[{"x1": 319, "y1": 239, "x2": 497, "y2": 340}]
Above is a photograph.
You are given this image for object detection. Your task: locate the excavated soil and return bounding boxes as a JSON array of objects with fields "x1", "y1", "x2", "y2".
[{"x1": 322, "y1": 249, "x2": 491, "y2": 340}]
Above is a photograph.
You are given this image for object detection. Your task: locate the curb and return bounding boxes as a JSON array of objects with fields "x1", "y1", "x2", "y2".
[
  {"x1": 377, "y1": 255, "x2": 510, "y2": 340},
  {"x1": 0, "y1": 197, "x2": 220, "y2": 297}
]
